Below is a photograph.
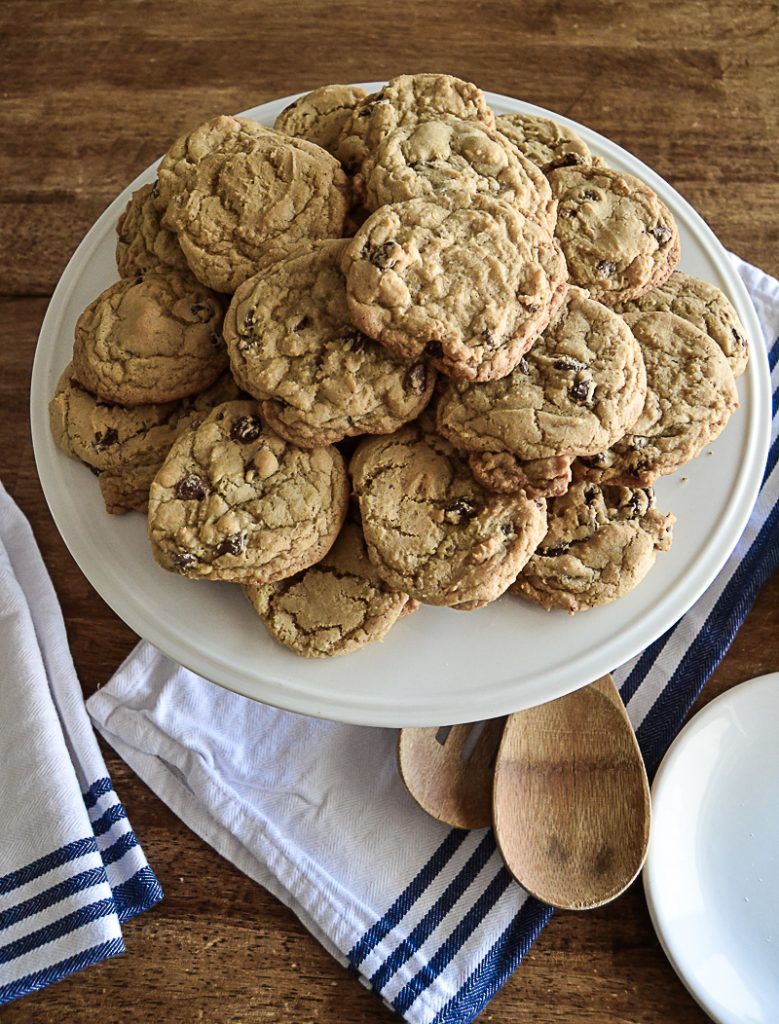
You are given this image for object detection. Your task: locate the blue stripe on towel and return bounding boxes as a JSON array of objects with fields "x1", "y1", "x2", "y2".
[
  {"x1": 0, "y1": 837, "x2": 98, "y2": 896},
  {"x1": 91, "y1": 803, "x2": 128, "y2": 838},
  {"x1": 392, "y1": 867, "x2": 514, "y2": 1015},
  {"x1": 348, "y1": 829, "x2": 469, "y2": 969},
  {"x1": 111, "y1": 867, "x2": 164, "y2": 924},
  {"x1": 370, "y1": 832, "x2": 497, "y2": 993},
  {"x1": 99, "y1": 831, "x2": 139, "y2": 867},
  {"x1": 0, "y1": 937, "x2": 125, "y2": 1007},
  {"x1": 0, "y1": 867, "x2": 108, "y2": 931},
  {"x1": 0, "y1": 897, "x2": 116, "y2": 966},
  {"x1": 82, "y1": 778, "x2": 113, "y2": 810},
  {"x1": 428, "y1": 897, "x2": 553, "y2": 1024}
]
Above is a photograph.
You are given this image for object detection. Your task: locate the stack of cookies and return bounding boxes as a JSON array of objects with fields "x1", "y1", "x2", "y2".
[{"x1": 49, "y1": 73, "x2": 748, "y2": 657}]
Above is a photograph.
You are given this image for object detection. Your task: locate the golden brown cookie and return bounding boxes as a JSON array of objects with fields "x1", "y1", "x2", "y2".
[
  {"x1": 71, "y1": 270, "x2": 226, "y2": 405},
  {"x1": 243, "y1": 520, "x2": 414, "y2": 657},
  {"x1": 495, "y1": 112, "x2": 592, "y2": 172},
  {"x1": 349, "y1": 419, "x2": 548, "y2": 608},
  {"x1": 512, "y1": 482, "x2": 674, "y2": 613},
  {"x1": 147, "y1": 401, "x2": 349, "y2": 584},
  {"x1": 274, "y1": 84, "x2": 367, "y2": 155},
  {"x1": 342, "y1": 196, "x2": 567, "y2": 382},
  {"x1": 576, "y1": 311, "x2": 739, "y2": 486},
  {"x1": 223, "y1": 239, "x2": 435, "y2": 447},
  {"x1": 548, "y1": 164, "x2": 680, "y2": 305},
  {"x1": 436, "y1": 287, "x2": 647, "y2": 496},
  {"x1": 159, "y1": 115, "x2": 351, "y2": 293},
  {"x1": 115, "y1": 182, "x2": 189, "y2": 278}
]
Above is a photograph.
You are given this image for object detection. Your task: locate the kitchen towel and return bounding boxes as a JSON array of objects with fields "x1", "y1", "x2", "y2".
[
  {"x1": 88, "y1": 254, "x2": 779, "y2": 1024},
  {"x1": 0, "y1": 484, "x2": 163, "y2": 1006}
]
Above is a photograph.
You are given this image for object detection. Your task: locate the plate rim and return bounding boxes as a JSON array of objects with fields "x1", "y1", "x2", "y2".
[
  {"x1": 642, "y1": 672, "x2": 779, "y2": 1024},
  {"x1": 29, "y1": 84, "x2": 773, "y2": 726}
]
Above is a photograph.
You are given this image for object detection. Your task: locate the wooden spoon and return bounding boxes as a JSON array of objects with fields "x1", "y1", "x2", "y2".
[
  {"x1": 493, "y1": 674, "x2": 651, "y2": 910},
  {"x1": 398, "y1": 717, "x2": 506, "y2": 829}
]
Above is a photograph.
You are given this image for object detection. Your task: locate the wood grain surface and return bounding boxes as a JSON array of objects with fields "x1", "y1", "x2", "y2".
[{"x1": 2, "y1": 1, "x2": 778, "y2": 1021}]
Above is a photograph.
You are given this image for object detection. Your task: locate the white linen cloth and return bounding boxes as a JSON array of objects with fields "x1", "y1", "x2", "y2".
[
  {"x1": 86, "y1": 258, "x2": 779, "y2": 1024},
  {"x1": 0, "y1": 484, "x2": 162, "y2": 1006}
]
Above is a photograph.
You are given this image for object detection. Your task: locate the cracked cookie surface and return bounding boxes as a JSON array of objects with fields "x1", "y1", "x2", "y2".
[
  {"x1": 359, "y1": 116, "x2": 555, "y2": 228},
  {"x1": 337, "y1": 73, "x2": 495, "y2": 173},
  {"x1": 274, "y1": 84, "x2": 368, "y2": 155},
  {"x1": 160, "y1": 115, "x2": 351, "y2": 293},
  {"x1": 224, "y1": 239, "x2": 435, "y2": 446},
  {"x1": 512, "y1": 482, "x2": 674, "y2": 612},
  {"x1": 243, "y1": 520, "x2": 414, "y2": 657},
  {"x1": 342, "y1": 196, "x2": 568, "y2": 382},
  {"x1": 71, "y1": 270, "x2": 227, "y2": 405},
  {"x1": 49, "y1": 366, "x2": 241, "y2": 512},
  {"x1": 436, "y1": 286, "x2": 646, "y2": 496},
  {"x1": 613, "y1": 270, "x2": 749, "y2": 377},
  {"x1": 548, "y1": 164, "x2": 680, "y2": 305},
  {"x1": 576, "y1": 311, "x2": 739, "y2": 486},
  {"x1": 495, "y1": 112, "x2": 592, "y2": 173},
  {"x1": 116, "y1": 182, "x2": 189, "y2": 278},
  {"x1": 349, "y1": 419, "x2": 548, "y2": 608},
  {"x1": 148, "y1": 401, "x2": 349, "y2": 583}
]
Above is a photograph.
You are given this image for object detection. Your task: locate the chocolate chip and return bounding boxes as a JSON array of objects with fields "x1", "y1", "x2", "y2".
[
  {"x1": 570, "y1": 379, "x2": 594, "y2": 403},
  {"x1": 517, "y1": 357, "x2": 530, "y2": 374},
  {"x1": 482, "y1": 327, "x2": 498, "y2": 348},
  {"x1": 559, "y1": 207, "x2": 578, "y2": 218},
  {"x1": 582, "y1": 189, "x2": 598, "y2": 200},
  {"x1": 560, "y1": 153, "x2": 583, "y2": 167},
  {"x1": 631, "y1": 435, "x2": 649, "y2": 449},
  {"x1": 293, "y1": 315, "x2": 311, "y2": 332},
  {"x1": 596, "y1": 260, "x2": 616, "y2": 277},
  {"x1": 584, "y1": 486, "x2": 598, "y2": 505},
  {"x1": 175, "y1": 474, "x2": 208, "y2": 501},
  {"x1": 554, "y1": 357, "x2": 587, "y2": 372},
  {"x1": 731, "y1": 327, "x2": 747, "y2": 347},
  {"x1": 425, "y1": 341, "x2": 443, "y2": 358},
  {"x1": 649, "y1": 223, "x2": 672, "y2": 246},
  {"x1": 230, "y1": 415, "x2": 263, "y2": 444},
  {"x1": 628, "y1": 491, "x2": 647, "y2": 518},
  {"x1": 210, "y1": 330, "x2": 222, "y2": 347},
  {"x1": 540, "y1": 544, "x2": 569, "y2": 557},
  {"x1": 243, "y1": 308, "x2": 256, "y2": 330},
  {"x1": 403, "y1": 363, "x2": 427, "y2": 392},
  {"x1": 345, "y1": 331, "x2": 368, "y2": 353},
  {"x1": 368, "y1": 241, "x2": 400, "y2": 270},
  {"x1": 190, "y1": 302, "x2": 209, "y2": 318},
  {"x1": 444, "y1": 498, "x2": 479, "y2": 524},
  {"x1": 171, "y1": 552, "x2": 198, "y2": 571},
  {"x1": 150, "y1": 180, "x2": 160, "y2": 199},
  {"x1": 94, "y1": 427, "x2": 119, "y2": 451},
  {"x1": 500, "y1": 522, "x2": 515, "y2": 537},
  {"x1": 215, "y1": 535, "x2": 244, "y2": 557}
]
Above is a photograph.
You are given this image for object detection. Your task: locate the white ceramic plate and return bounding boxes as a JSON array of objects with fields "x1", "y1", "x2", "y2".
[
  {"x1": 644, "y1": 673, "x2": 779, "y2": 1024},
  {"x1": 30, "y1": 85, "x2": 772, "y2": 726}
]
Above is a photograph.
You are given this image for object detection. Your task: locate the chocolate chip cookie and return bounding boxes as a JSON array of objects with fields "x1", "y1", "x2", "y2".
[
  {"x1": 342, "y1": 196, "x2": 568, "y2": 382},
  {"x1": 576, "y1": 311, "x2": 739, "y2": 486},
  {"x1": 495, "y1": 112, "x2": 592, "y2": 173},
  {"x1": 548, "y1": 164, "x2": 680, "y2": 304},
  {"x1": 358, "y1": 116, "x2": 556, "y2": 228},
  {"x1": 223, "y1": 239, "x2": 435, "y2": 447},
  {"x1": 274, "y1": 84, "x2": 368, "y2": 155},
  {"x1": 437, "y1": 287, "x2": 647, "y2": 497},
  {"x1": 148, "y1": 401, "x2": 349, "y2": 583},
  {"x1": 243, "y1": 520, "x2": 414, "y2": 657},
  {"x1": 512, "y1": 482, "x2": 674, "y2": 612},
  {"x1": 71, "y1": 270, "x2": 227, "y2": 405},
  {"x1": 337, "y1": 73, "x2": 495, "y2": 173},
  {"x1": 49, "y1": 366, "x2": 241, "y2": 513},
  {"x1": 116, "y1": 182, "x2": 189, "y2": 278},
  {"x1": 613, "y1": 270, "x2": 749, "y2": 377},
  {"x1": 349, "y1": 419, "x2": 548, "y2": 608},
  {"x1": 160, "y1": 115, "x2": 351, "y2": 292}
]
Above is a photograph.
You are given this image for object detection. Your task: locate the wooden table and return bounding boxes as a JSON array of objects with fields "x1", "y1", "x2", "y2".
[{"x1": 3, "y1": 2, "x2": 778, "y2": 1020}]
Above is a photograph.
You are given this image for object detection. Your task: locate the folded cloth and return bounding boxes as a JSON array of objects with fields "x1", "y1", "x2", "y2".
[
  {"x1": 0, "y1": 484, "x2": 162, "y2": 1007},
  {"x1": 86, "y1": 255, "x2": 779, "y2": 1024}
]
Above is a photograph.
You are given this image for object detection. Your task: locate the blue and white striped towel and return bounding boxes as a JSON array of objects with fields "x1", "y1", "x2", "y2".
[
  {"x1": 0, "y1": 484, "x2": 163, "y2": 1007},
  {"x1": 85, "y1": 257, "x2": 779, "y2": 1024}
]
